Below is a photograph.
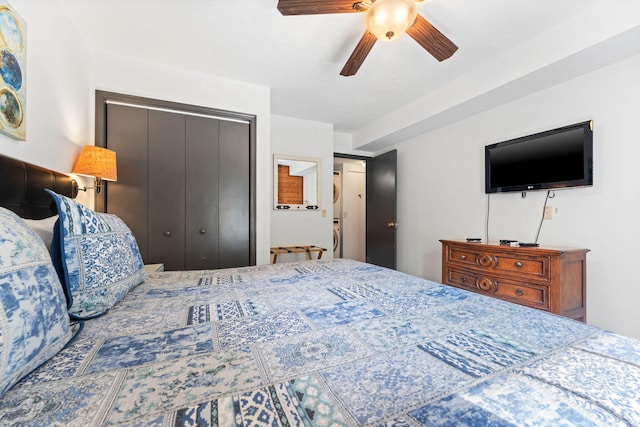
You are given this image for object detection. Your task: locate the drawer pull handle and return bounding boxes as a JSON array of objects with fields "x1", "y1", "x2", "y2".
[
  {"x1": 460, "y1": 255, "x2": 467, "y2": 260},
  {"x1": 478, "y1": 255, "x2": 493, "y2": 267},
  {"x1": 200, "y1": 229, "x2": 207, "y2": 234},
  {"x1": 514, "y1": 261, "x2": 523, "y2": 268},
  {"x1": 460, "y1": 276, "x2": 466, "y2": 282},
  {"x1": 163, "y1": 231, "x2": 172, "y2": 237},
  {"x1": 478, "y1": 279, "x2": 492, "y2": 291},
  {"x1": 515, "y1": 289, "x2": 524, "y2": 296}
]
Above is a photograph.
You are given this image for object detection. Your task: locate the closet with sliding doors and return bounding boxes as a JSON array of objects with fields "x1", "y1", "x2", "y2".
[{"x1": 94, "y1": 91, "x2": 256, "y2": 271}]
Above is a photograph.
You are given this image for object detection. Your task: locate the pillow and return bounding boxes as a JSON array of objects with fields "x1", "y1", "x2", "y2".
[
  {"x1": 22, "y1": 215, "x2": 58, "y2": 252},
  {"x1": 0, "y1": 207, "x2": 77, "y2": 396},
  {"x1": 46, "y1": 190, "x2": 145, "y2": 319}
]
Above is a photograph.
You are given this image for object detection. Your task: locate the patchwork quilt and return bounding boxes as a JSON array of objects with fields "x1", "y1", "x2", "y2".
[{"x1": 1, "y1": 259, "x2": 639, "y2": 426}]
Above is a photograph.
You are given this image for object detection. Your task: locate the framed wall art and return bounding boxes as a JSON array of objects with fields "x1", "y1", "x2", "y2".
[{"x1": 0, "y1": 1, "x2": 25, "y2": 140}]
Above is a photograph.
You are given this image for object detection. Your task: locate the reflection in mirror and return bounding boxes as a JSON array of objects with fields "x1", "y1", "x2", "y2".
[{"x1": 274, "y1": 154, "x2": 320, "y2": 210}]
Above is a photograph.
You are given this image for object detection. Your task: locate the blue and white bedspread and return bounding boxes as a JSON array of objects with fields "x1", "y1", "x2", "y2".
[{"x1": 1, "y1": 259, "x2": 639, "y2": 426}]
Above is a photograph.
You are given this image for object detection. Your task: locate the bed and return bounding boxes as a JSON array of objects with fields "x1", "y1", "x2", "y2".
[{"x1": 0, "y1": 154, "x2": 639, "y2": 426}]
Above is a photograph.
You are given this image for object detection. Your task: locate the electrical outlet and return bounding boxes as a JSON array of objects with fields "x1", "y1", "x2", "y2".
[{"x1": 544, "y1": 206, "x2": 554, "y2": 220}]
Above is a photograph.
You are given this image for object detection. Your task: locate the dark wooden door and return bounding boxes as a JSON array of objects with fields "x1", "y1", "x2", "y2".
[
  {"x1": 148, "y1": 110, "x2": 187, "y2": 271},
  {"x1": 185, "y1": 115, "x2": 220, "y2": 270},
  {"x1": 218, "y1": 121, "x2": 251, "y2": 267},
  {"x1": 104, "y1": 103, "x2": 149, "y2": 260},
  {"x1": 366, "y1": 149, "x2": 397, "y2": 269}
]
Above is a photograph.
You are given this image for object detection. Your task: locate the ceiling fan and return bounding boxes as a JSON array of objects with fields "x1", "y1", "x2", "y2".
[{"x1": 277, "y1": 0, "x2": 458, "y2": 76}]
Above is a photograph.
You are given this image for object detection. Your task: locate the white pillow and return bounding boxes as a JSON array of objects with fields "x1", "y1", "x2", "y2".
[{"x1": 22, "y1": 215, "x2": 58, "y2": 252}]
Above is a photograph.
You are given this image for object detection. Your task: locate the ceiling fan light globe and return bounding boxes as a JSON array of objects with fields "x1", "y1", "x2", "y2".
[{"x1": 366, "y1": 0, "x2": 417, "y2": 41}]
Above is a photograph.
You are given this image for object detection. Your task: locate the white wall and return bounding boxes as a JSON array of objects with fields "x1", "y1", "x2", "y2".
[
  {"x1": 271, "y1": 115, "x2": 334, "y2": 262},
  {"x1": 0, "y1": 0, "x2": 90, "y2": 173},
  {"x1": 334, "y1": 132, "x2": 374, "y2": 157},
  {"x1": 396, "y1": 53, "x2": 640, "y2": 339}
]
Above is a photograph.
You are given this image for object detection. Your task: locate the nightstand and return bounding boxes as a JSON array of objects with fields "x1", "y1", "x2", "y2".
[{"x1": 144, "y1": 263, "x2": 165, "y2": 273}]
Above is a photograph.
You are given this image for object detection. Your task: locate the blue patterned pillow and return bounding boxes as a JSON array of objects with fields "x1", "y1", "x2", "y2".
[
  {"x1": 0, "y1": 208, "x2": 77, "y2": 396},
  {"x1": 46, "y1": 190, "x2": 145, "y2": 319}
]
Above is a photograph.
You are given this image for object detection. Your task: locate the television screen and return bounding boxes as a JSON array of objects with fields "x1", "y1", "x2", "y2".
[{"x1": 485, "y1": 121, "x2": 593, "y2": 193}]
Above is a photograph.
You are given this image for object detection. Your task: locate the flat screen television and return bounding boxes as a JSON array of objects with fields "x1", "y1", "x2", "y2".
[{"x1": 485, "y1": 121, "x2": 593, "y2": 193}]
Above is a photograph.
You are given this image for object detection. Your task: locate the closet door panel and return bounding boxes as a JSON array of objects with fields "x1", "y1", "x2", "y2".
[
  {"x1": 148, "y1": 110, "x2": 186, "y2": 270},
  {"x1": 185, "y1": 116, "x2": 220, "y2": 270},
  {"x1": 105, "y1": 104, "x2": 149, "y2": 261},
  {"x1": 218, "y1": 121, "x2": 250, "y2": 268}
]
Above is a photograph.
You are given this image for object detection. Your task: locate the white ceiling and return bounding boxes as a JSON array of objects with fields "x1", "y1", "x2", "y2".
[{"x1": 58, "y1": 0, "x2": 640, "y2": 150}]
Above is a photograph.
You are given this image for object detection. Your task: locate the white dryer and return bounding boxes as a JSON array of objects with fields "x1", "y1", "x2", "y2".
[
  {"x1": 333, "y1": 171, "x2": 342, "y2": 218},
  {"x1": 333, "y1": 218, "x2": 342, "y2": 258}
]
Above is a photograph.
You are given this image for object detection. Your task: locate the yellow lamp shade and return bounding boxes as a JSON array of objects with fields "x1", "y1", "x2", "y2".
[
  {"x1": 366, "y1": 0, "x2": 418, "y2": 41},
  {"x1": 72, "y1": 146, "x2": 117, "y2": 181}
]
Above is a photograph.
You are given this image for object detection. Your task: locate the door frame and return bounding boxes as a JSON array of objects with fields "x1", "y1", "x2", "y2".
[
  {"x1": 334, "y1": 154, "x2": 370, "y2": 262},
  {"x1": 334, "y1": 151, "x2": 398, "y2": 269},
  {"x1": 94, "y1": 90, "x2": 257, "y2": 265}
]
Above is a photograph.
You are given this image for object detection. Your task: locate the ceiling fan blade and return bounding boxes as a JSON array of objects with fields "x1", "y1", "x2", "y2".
[
  {"x1": 277, "y1": 0, "x2": 363, "y2": 15},
  {"x1": 406, "y1": 14, "x2": 458, "y2": 61},
  {"x1": 340, "y1": 31, "x2": 377, "y2": 76}
]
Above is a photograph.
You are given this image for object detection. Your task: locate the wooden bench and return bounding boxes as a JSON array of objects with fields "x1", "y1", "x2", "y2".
[{"x1": 270, "y1": 245, "x2": 326, "y2": 263}]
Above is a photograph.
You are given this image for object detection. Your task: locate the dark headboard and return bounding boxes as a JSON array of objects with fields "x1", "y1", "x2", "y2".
[{"x1": 0, "y1": 154, "x2": 78, "y2": 219}]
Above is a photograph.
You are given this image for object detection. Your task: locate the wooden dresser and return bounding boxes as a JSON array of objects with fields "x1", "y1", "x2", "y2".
[{"x1": 440, "y1": 240, "x2": 589, "y2": 321}]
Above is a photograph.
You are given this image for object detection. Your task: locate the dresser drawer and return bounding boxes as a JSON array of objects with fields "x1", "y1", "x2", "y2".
[
  {"x1": 493, "y1": 278, "x2": 549, "y2": 310},
  {"x1": 445, "y1": 268, "x2": 477, "y2": 291},
  {"x1": 448, "y1": 247, "x2": 497, "y2": 268},
  {"x1": 493, "y1": 254, "x2": 549, "y2": 280},
  {"x1": 448, "y1": 248, "x2": 481, "y2": 267}
]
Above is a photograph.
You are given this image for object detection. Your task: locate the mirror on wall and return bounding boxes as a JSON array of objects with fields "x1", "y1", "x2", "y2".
[{"x1": 273, "y1": 154, "x2": 320, "y2": 210}]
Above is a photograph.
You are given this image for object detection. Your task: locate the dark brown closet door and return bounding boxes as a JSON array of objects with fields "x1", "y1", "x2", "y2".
[
  {"x1": 105, "y1": 104, "x2": 149, "y2": 260},
  {"x1": 185, "y1": 116, "x2": 219, "y2": 270},
  {"x1": 99, "y1": 91, "x2": 255, "y2": 271},
  {"x1": 148, "y1": 110, "x2": 186, "y2": 270},
  {"x1": 219, "y1": 121, "x2": 250, "y2": 267}
]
